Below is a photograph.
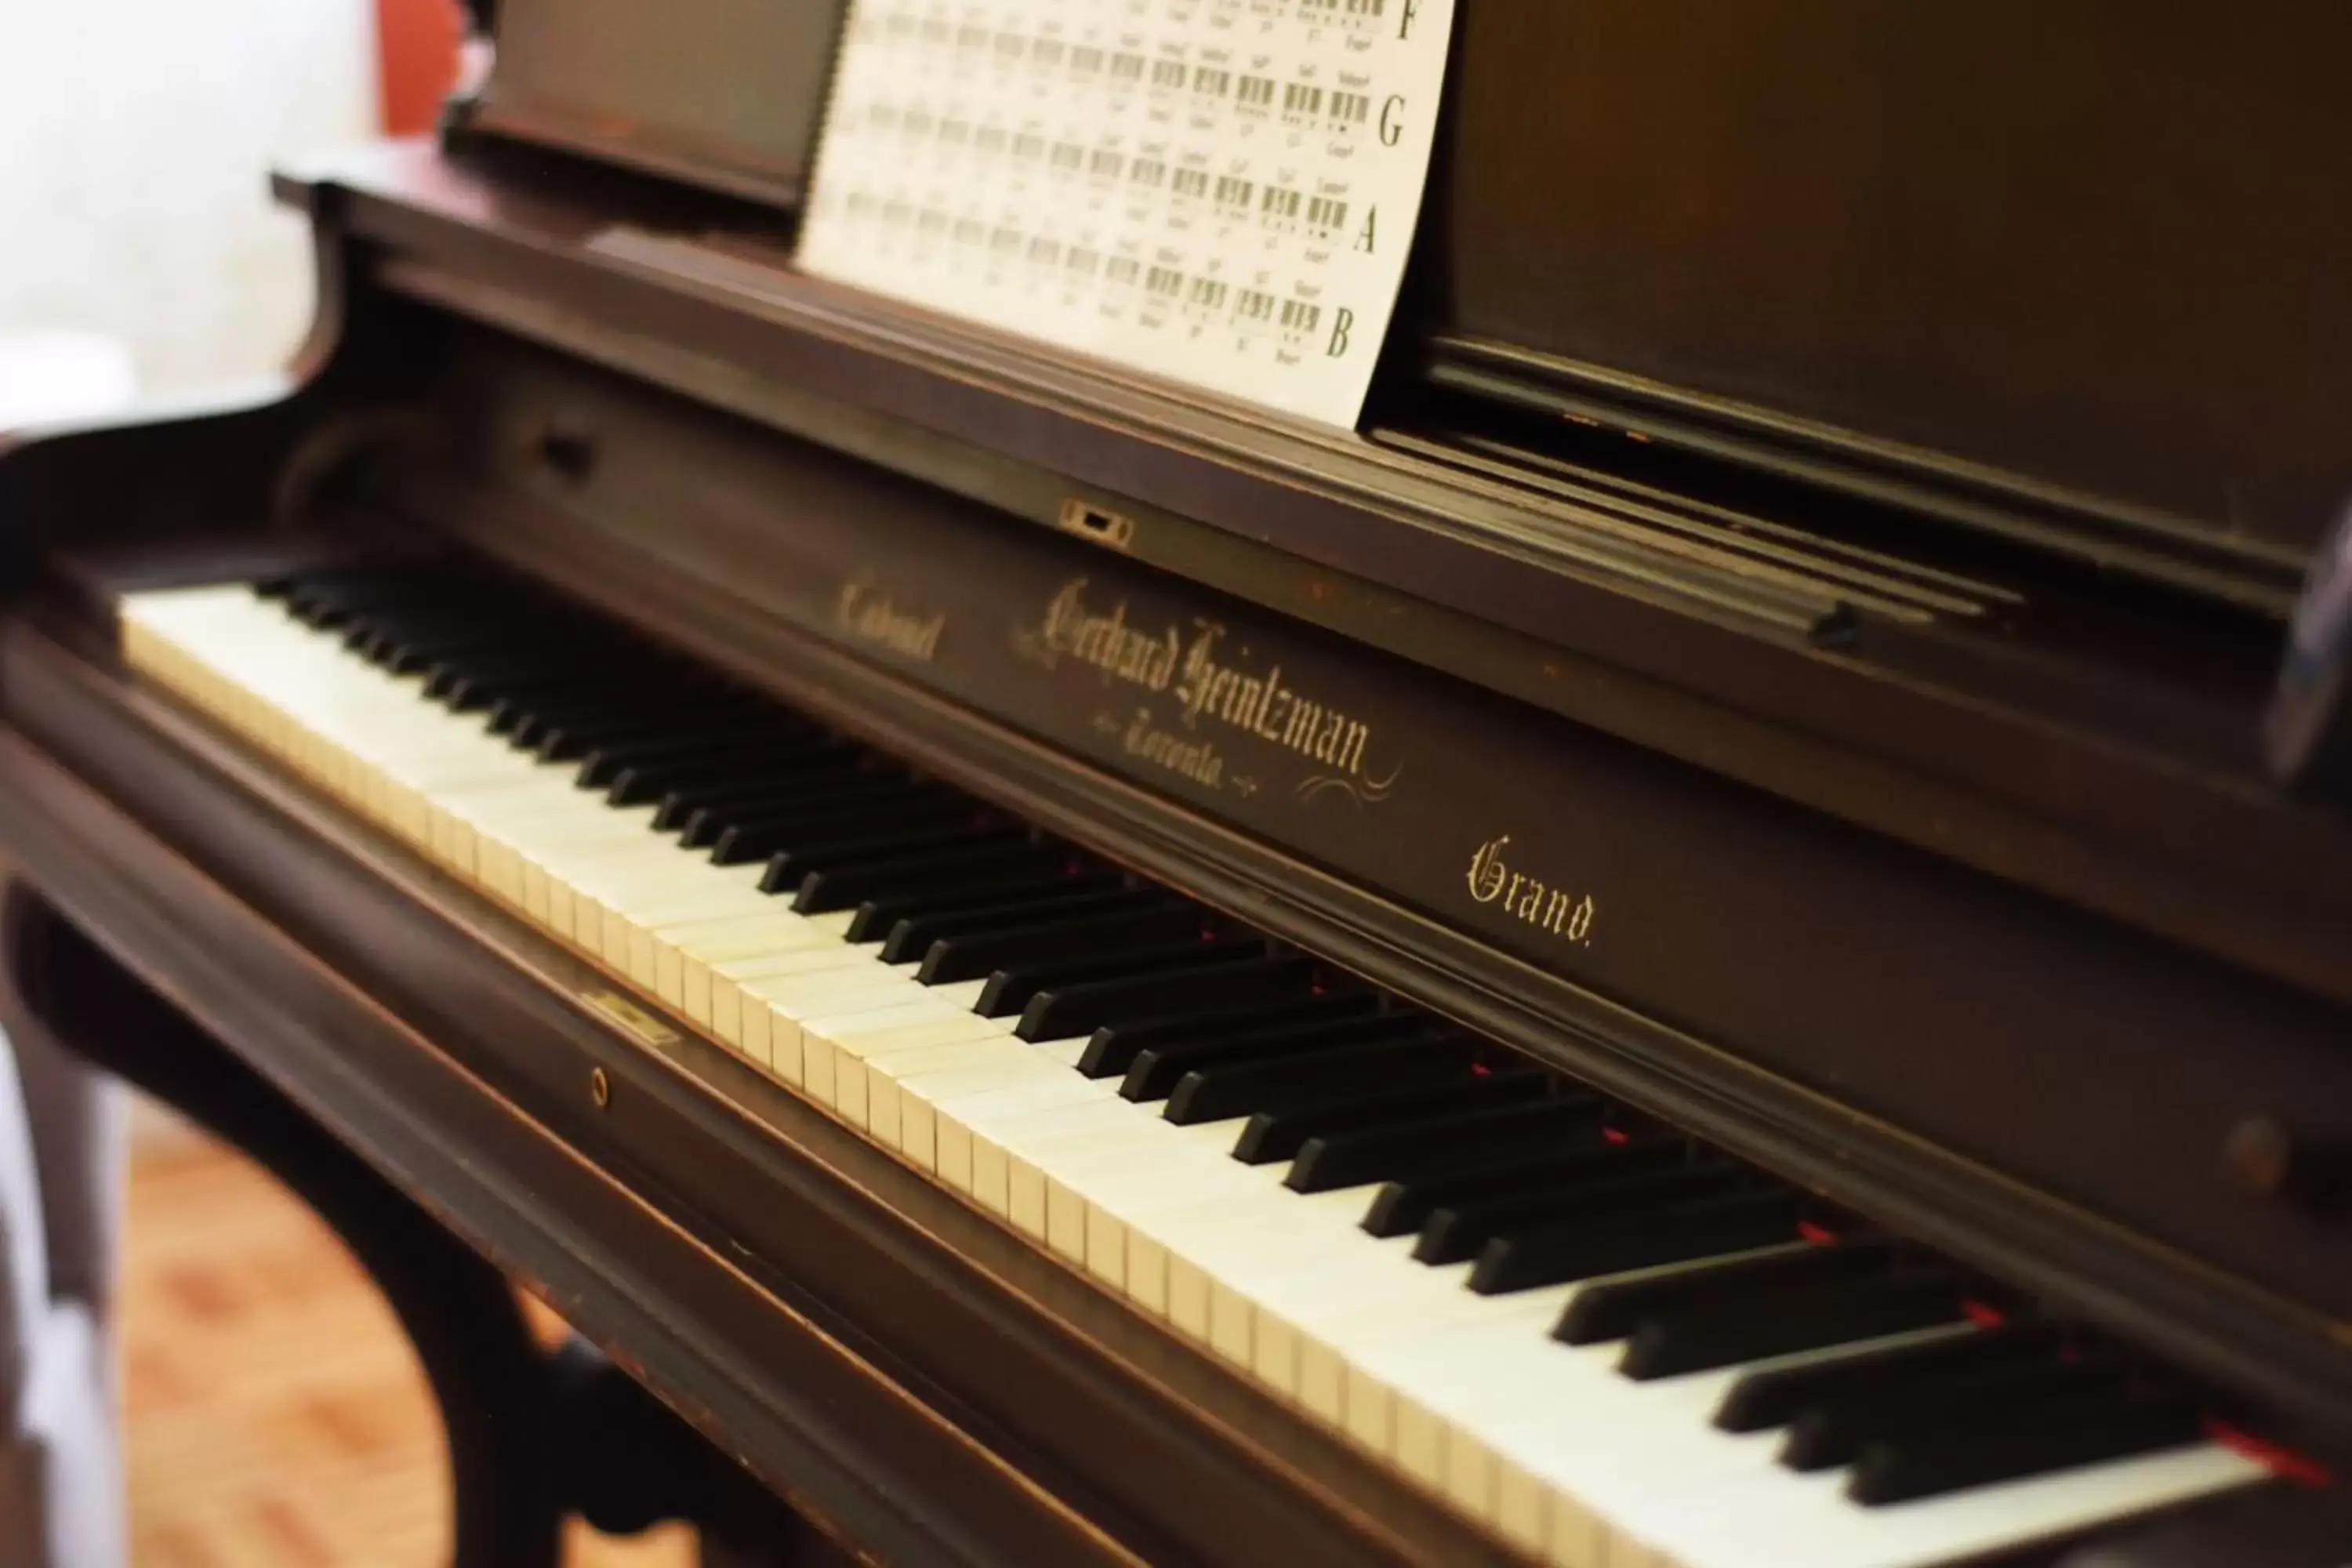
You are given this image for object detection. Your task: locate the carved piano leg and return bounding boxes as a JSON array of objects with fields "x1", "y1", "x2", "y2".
[
  {"x1": 5, "y1": 891, "x2": 855, "y2": 1567},
  {"x1": 546, "y1": 1337, "x2": 851, "y2": 1567},
  {"x1": 3, "y1": 894, "x2": 568, "y2": 1568}
]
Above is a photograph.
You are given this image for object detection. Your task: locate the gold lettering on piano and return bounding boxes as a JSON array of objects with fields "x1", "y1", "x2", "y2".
[
  {"x1": 1020, "y1": 577, "x2": 1399, "y2": 804},
  {"x1": 836, "y1": 575, "x2": 946, "y2": 662},
  {"x1": 1467, "y1": 837, "x2": 1596, "y2": 946},
  {"x1": 1122, "y1": 707, "x2": 1225, "y2": 789}
]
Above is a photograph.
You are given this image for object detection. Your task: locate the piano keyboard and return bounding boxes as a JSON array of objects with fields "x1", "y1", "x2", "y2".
[{"x1": 119, "y1": 564, "x2": 2271, "y2": 1568}]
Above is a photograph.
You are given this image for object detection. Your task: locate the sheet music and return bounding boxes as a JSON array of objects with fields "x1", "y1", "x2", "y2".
[{"x1": 796, "y1": 0, "x2": 1457, "y2": 428}]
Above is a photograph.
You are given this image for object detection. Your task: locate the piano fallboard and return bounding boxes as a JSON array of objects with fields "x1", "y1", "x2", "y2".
[{"x1": 365, "y1": 328, "x2": 2352, "y2": 1363}]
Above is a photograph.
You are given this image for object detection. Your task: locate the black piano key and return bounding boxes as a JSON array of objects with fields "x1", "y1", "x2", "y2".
[
  {"x1": 975, "y1": 936, "x2": 1269, "y2": 1018},
  {"x1": 647, "y1": 757, "x2": 890, "y2": 823},
  {"x1": 1162, "y1": 1036, "x2": 1475, "y2": 1124},
  {"x1": 414, "y1": 626, "x2": 643, "y2": 671},
  {"x1": 713, "y1": 798, "x2": 984, "y2": 866},
  {"x1": 698, "y1": 792, "x2": 951, "y2": 862},
  {"x1": 848, "y1": 864, "x2": 1121, "y2": 943},
  {"x1": 281, "y1": 577, "x2": 448, "y2": 626},
  {"x1": 1619, "y1": 1272, "x2": 1972, "y2": 1381},
  {"x1": 1022, "y1": 954, "x2": 1319, "y2": 1043},
  {"x1": 1559, "y1": 1238, "x2": 1894, "y2": 1345},
  {"x1": 539, "y1": 711, "x2": 782, "y2": 767},
  {"x1": 256, "y1": 569, "x2": 346, "y2": 601},
  {"x1": 579, "y1": 731, "x2": 842, "y2": 793},
  {"x1": 656, "y1": 776, "x2": 826, "y2": 833},
  {"x1": 492, "y1": 677, "x2": 718, "y2": 739},
  {"x1": 324, "y1": 582, "x2": 536, "y2": 619},
  {"x1": 429, "y1": 657, "x2": 660, "y2": 707},
  {"x1": 1780, "y1": 1359, "x2": 2125, "y2": 1472},
  {"x1": 359, "y1": 615, "x2": 623, "y2": 662},
  {"x1": 1714, "y1": 1323, "x2": 2060, "y2": 1434},
  {"x1": 760, "y1": 823, "x2": 1033, "y2": 895},
  {"x1": 1365, "y1": 1136, "x2": 1685, "y2": 1240},
  {"x1": 916, "y1": 904, "x2": 1215, "y2": 984},
  {"x1": 586, "y1": 717, "x2": 833, "y2": 770},
  {"x1": 605, "y1": 742, "x2": 874, "y2": 805},
  {"x1": 1416, "y1": 1160, "x2": 1746, "y2": 1265},
  {"x1": 489, "y1": 670, "x2": 707, "y2": 724},
  {"x1": 653, "y1": 745, "x2": 881, "y2": 796},
  {"x1": 1846, "y1": 1391, "x2": 2205, "y2": 1506},
  {"x1": 880, "y1": 887, "x2": 1175, "y2": 964},
  {"x1": 531, "y1": 707, "x2": 758, "y2": 760},
  {"x1": 531, "y1": 695, "x2": 775, "y2": 758},
  {"x1": 1120, "y1": 1011, "x2": 1448, "y2": 1102},
  {"x1": 1189, "y1": 1049, "x2": 1489, "y2": 1134},
  {"x1": 794, "y1": 844, "x2": 1088, "y2": 916},
  {"x1": 677, "y1": 771, "x2": 907, "y2": 847},
  {"x1": 1285, "y1": 1095, "x2": 1605, "y2": 1193},
  {"x1": 1077, "y1": 991, "x2": 1384, "y2": 1080},
  {"x1": 1468, "y1": 1187, "x2": 1802, "y2": 1294},
  {"x1": 1232, "y1": 1069, "x2": 1549, "y2": 1165},
  {"x1": 371, "y1": 624, "x2": 603, "y2": 672},
  {"x1": 612, "y1": 751, "x2": 838, "y2": 806}
]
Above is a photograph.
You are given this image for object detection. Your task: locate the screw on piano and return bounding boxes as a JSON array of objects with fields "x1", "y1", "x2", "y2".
[
  {"x1": 2264, "y1": 498, "x2": 2352, "y2": 800},
  {"x1": 2220, "y1": 1116, "x2": 2352, "y2": 1216},
  {"x1": 532, "y1": 419, "x2": 600, "y2": 484}
]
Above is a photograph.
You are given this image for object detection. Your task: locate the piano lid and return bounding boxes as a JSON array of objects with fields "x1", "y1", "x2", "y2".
[{"x1": 1407, "y1": 1, "x2": 2352, "y2": 609}]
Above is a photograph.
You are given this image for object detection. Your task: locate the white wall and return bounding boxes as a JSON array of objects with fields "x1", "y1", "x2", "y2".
[{"x1": 0, "y1": 0, "x2": 376, "y2": 396}]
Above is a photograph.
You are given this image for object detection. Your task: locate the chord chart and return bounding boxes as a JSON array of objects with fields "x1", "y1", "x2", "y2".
[{"x1": 795, "y1": 0, "x2": 1457, "y2": 427}]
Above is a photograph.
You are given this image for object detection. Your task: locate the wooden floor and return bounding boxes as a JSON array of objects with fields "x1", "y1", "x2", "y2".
[{"x1": 122, "y1": 1127, "x2": 696, "y2": 1567}]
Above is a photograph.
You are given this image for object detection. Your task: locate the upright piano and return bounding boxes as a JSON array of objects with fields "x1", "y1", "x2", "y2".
[{"x1": 2, "y1": 2, "x2": 2347, "y2": 1564}]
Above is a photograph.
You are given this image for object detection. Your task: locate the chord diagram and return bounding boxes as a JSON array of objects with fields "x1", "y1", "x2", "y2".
[{"x1": 801, "y1": 0, "x2": 1457, "y2": 425}]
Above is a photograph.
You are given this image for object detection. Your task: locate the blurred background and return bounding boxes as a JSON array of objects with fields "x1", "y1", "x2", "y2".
[
  {"x1": 0, "y1": 0, "x2": 465, "y2": 416},
  {"x1": 3, "y1": 5, "x2": 688, "y2": 1563}
]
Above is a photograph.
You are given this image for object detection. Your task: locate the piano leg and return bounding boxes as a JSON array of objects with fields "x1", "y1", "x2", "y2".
[
  {"x1": 5, "y1": 892, "x2": 568, "y2": 1568},
  {"x1": 6, "y1": 891, "x2": 856, "y2": 1567},
  {"x1": 546, "y1": 1335, "x2": 850, "y2": 1566}
]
